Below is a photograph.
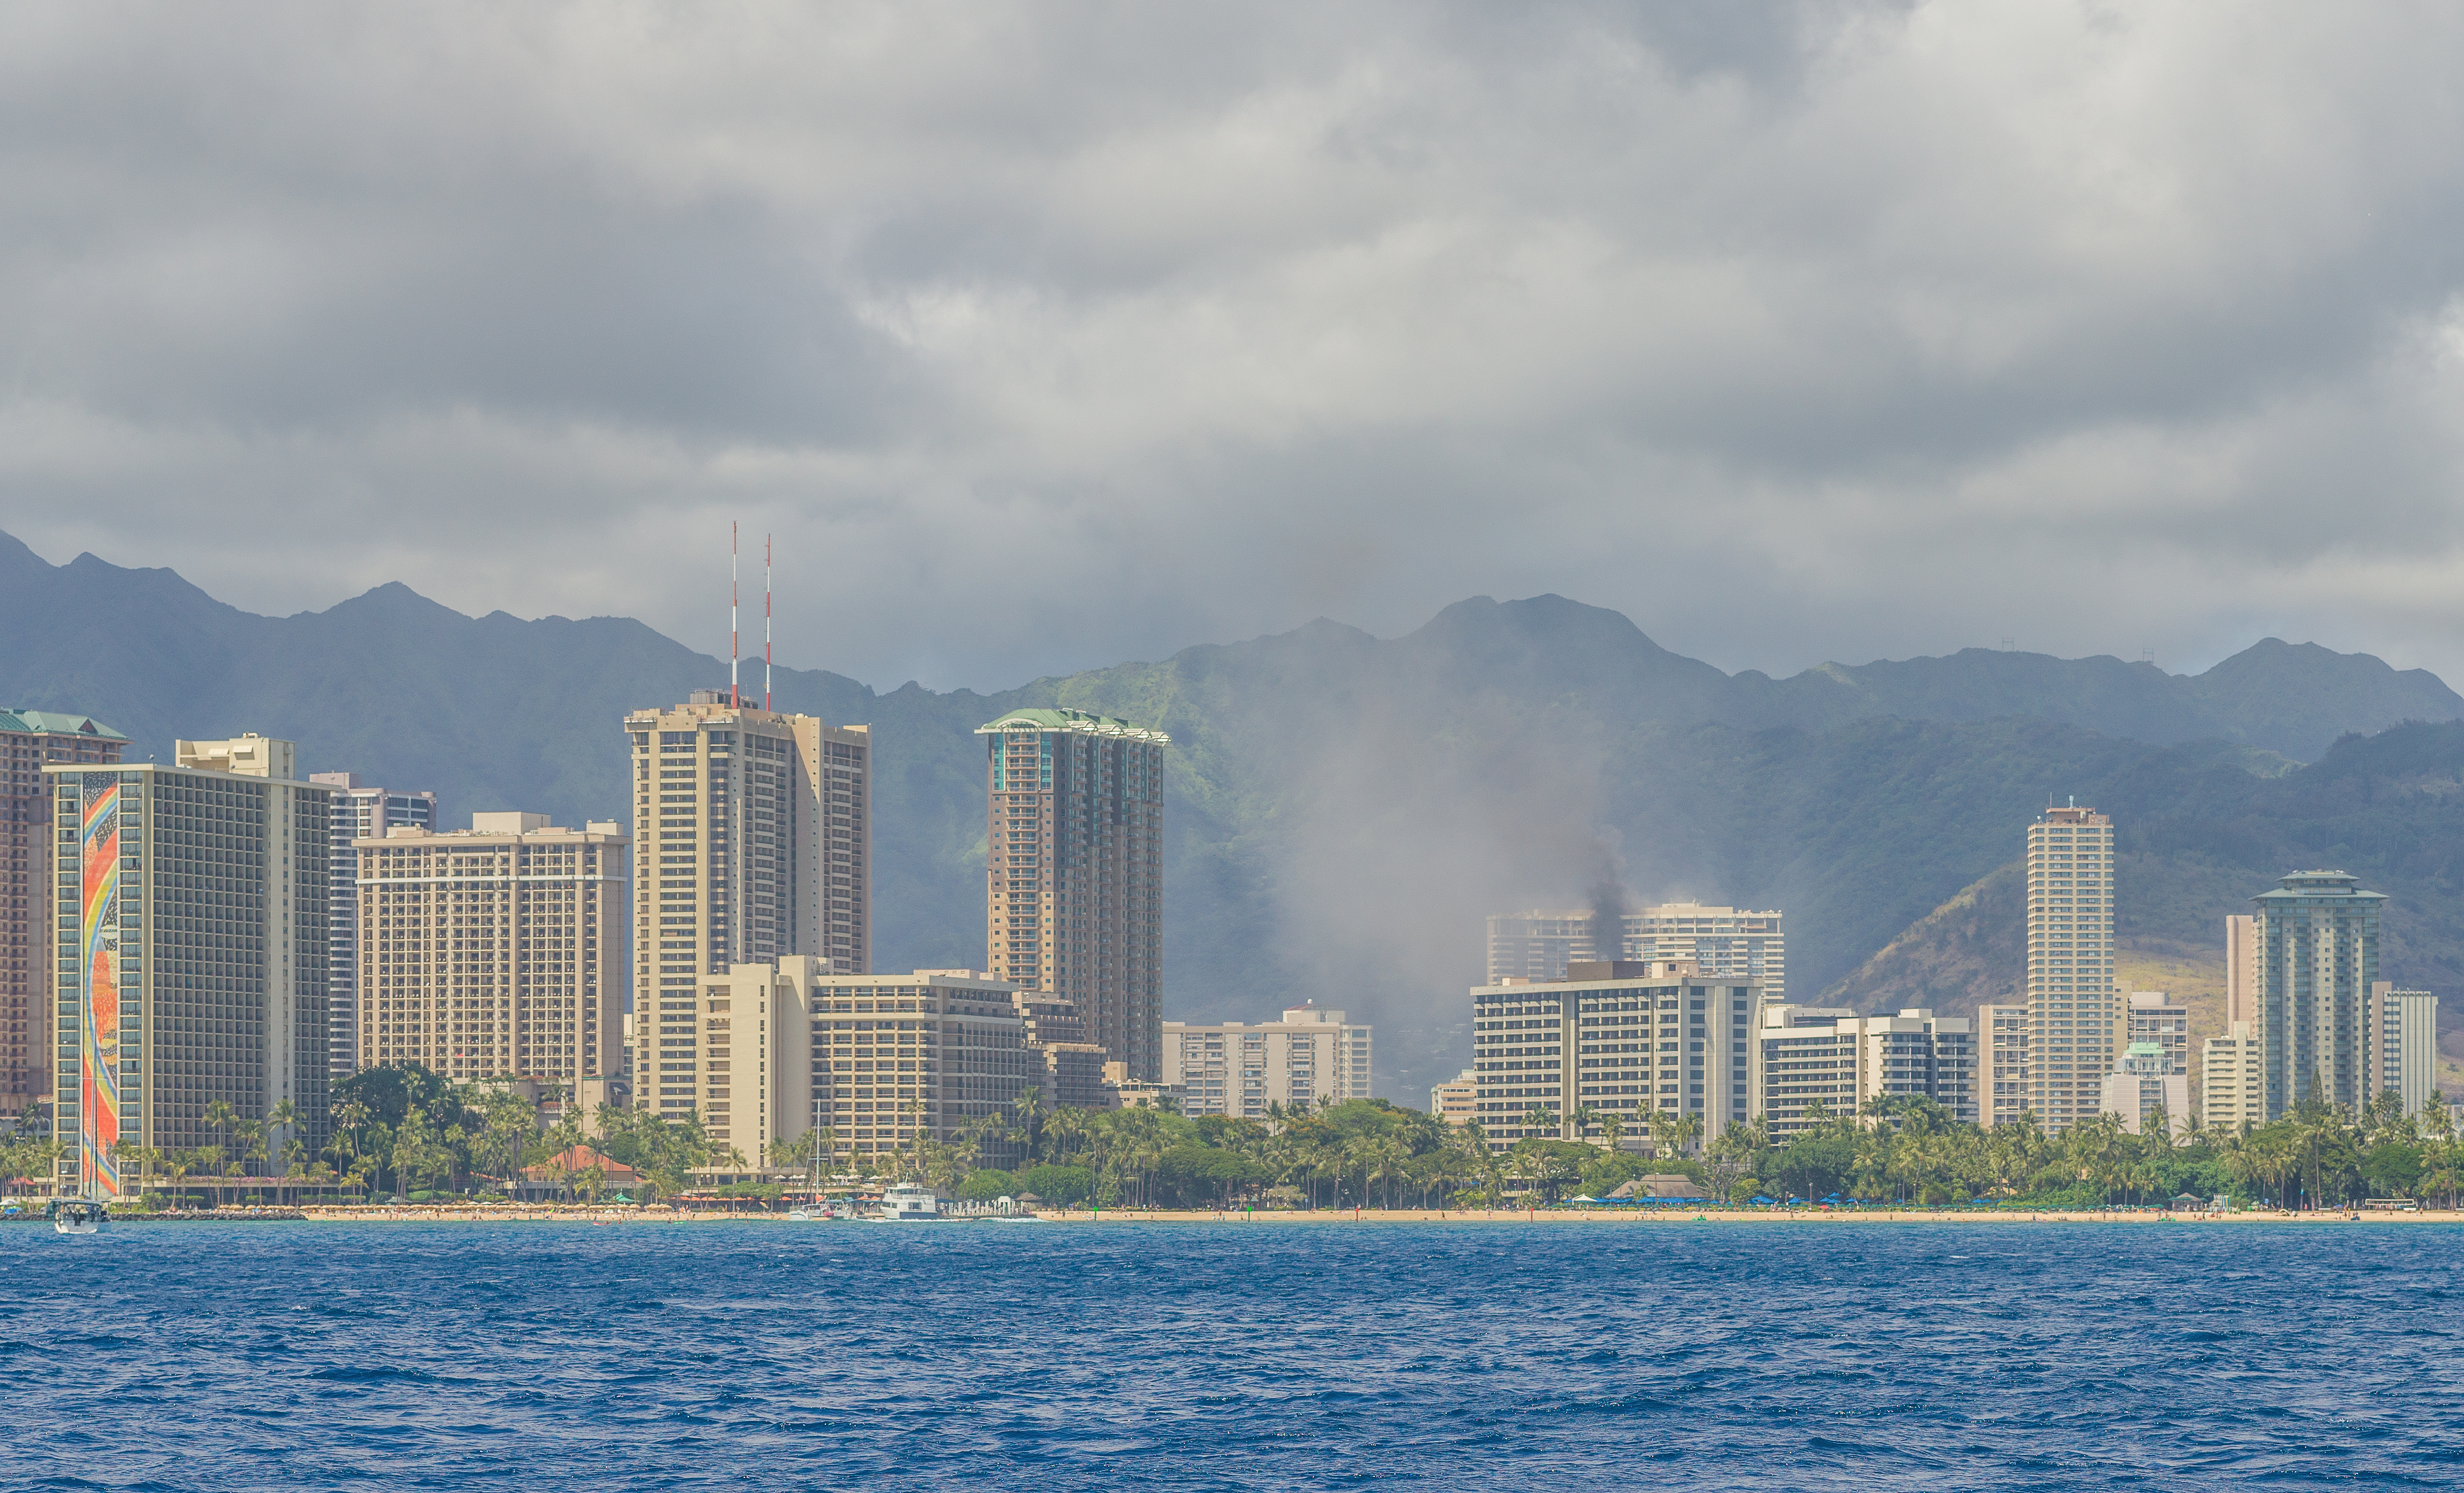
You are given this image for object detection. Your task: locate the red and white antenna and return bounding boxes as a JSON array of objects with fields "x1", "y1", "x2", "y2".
[
  {"x1": 764, "y1": 532, "x2": 774, "y2": 712},
  {"x1": 730, "y1": 521, "x2": 740, "y2": 708}
]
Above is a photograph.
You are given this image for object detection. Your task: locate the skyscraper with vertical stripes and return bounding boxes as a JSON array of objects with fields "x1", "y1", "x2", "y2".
[
  {"x1": 2025, "y1": 804, "x2": 2117, "y2": 1133},
  {"x1": 625, "y1": 691, "x2": 869, "y2": 1121},
  {"x1": 978, "y1": 709, "x2": 1169, "y2": 1081}
]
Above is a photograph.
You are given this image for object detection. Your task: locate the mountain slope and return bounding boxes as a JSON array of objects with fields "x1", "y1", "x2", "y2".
[{"x1": 5, "y1": 531, "x2": 2461, "y2": 1096}]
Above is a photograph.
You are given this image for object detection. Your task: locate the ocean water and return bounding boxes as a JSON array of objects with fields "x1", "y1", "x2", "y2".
[{"x1": 4, "y1": 1219, "x2": 2461, "y2": 1490}]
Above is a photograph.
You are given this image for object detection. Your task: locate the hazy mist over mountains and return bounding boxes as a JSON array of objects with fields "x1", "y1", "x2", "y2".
[{"x1": 8, "y1": 530, "x2": 2463, "y2": 1097}]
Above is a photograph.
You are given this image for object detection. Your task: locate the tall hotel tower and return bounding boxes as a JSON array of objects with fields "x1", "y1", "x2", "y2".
[
  {"x1": 354, "y1": 813, "x2": 627, "y2": 1087},
  {"x1": 308, "y1": 773, "x2": 437, "y2": 1077},
  {"x1": 2026, "y1": 804, "x2": 2118, "y2": 1132},
  {"x1": 626, "y1": 692, "x2": 869, "y2": 1118},
  {"x1": 0, "y1": 710, "x2": 126, "y2": 1117},
  {"x1": 977, "y1": 709, "x2": 1169, "y2": 1081},
  {"x1": 2250, "y1": 871, "x2": 2384, "y2": 1119},
  {"x1": 48, "y1": 734, "x2": 331, "y2": 1198}
]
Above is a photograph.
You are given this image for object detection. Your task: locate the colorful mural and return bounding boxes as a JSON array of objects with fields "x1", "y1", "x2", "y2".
[{"x1": 79, "y1": 775, "x2": 120, "y2": 1197}]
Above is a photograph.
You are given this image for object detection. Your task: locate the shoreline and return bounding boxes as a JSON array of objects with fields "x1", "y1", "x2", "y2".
[{"x1": 12, "y1": 1205, "x2": 2458, "y2": 1226}]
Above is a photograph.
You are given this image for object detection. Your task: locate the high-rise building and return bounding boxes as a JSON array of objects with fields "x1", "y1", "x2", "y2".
[
  {"x1": 2250, "y1": 871, "x2": 2384, "y2": 1120},
  {"x1": 47, "y1": 735, "x2": 331, "y2": 1198},
  {"x1": 1978, "y1": 1001, "x2": 2031, "y2": 1126},
  {"x1": 1011, "y1": 990, "x2": 1109, "y2": 1109},
  {"x1": 653, "y1": 961, "x2": 1032, "y2": 1167},
  {"x1": 354, "y1": 813, "x2": 627, "y2": 1086},
  {"x1": 977, "y1": 709, "x2": 1169, "y2": 1080},
  {"x1": 1486, "y1": 905, "x2": 1785, "y2": 997},
  {"x1": 1751, "y1": 1004, "x2": 1978, "y2": 1137},
  {"x1": 308, "y1": 773, "x2": 438, "y2": 1078},
  {"x1": 624, "y1": 693, "x2": 870, "y2": 1043},
  {"x1": 1163, "y1": 1005, "x2": 1374, "y2": 1118},
  {"x1": 2026, "y1": 804, "x2": 2118, "y2": 1133},
  {"x1": 2369, "y1": 982, "x2": 2439, "y2": 1117},
  {"x1": 2224, "y1": 914, "x2": 2257, "y2": 1028},
  {"x1": 0, "y1": 709, "x2": 127, "y2": 1118},
  {"x1": 2099, "y1": 1041, "x2": 2190, "y2": 1138},
  {"x1": 2201, "y1": 1021, "x2": 2263, "y2": 1131},
  {"x1": 1471, "y1": 961, "x2": 1758, "y2": 1152},
  {"x1": 2126, "y1": 991, "x2": 2190, "y2": 1077}
]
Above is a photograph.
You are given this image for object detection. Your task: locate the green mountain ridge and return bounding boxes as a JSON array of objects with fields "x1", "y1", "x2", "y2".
[{"x1": 5, "y1": 531, "x2": 2461, "y2": 1097}]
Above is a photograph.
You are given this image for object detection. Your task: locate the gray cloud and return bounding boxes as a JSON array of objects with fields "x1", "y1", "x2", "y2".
[{"x1": 6, "y1": 1, "x2": 2464, "y2": 691}]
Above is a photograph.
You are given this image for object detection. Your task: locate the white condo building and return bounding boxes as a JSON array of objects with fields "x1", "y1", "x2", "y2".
[
  {"x1": 1163, "y1": 1005, "x2": 1371, "y2": 1117},
  {"x1": 1471, "y1": 960, "x2": 1757, "y2": 1153},
  {"x1": 1487, "y1": 906, "x2": 1784, "y2": 998}
]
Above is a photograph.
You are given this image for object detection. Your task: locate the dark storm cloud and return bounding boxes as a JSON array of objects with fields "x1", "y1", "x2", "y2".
[{"x1": 6, "y1": 1, "x2": 2464, "y2": 691}]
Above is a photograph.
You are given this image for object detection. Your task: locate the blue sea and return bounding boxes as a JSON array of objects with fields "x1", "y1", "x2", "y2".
[{"x1": 5, "y1": 1218, "x2": 2460, "y2": 1490}]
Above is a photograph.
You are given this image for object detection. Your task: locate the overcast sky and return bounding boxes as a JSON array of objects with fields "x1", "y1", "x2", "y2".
[{"x1": 6, "y1": 2, "x2": 2464, "y2": 692}]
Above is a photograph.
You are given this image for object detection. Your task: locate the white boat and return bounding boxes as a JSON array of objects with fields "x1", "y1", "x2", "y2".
[
  {"x1": 873, "y1": 1183, "x2": 945, "y2": 1221},
  {"x1": 54, "y1": 1199, "x2": 107, "y2": 1236}
]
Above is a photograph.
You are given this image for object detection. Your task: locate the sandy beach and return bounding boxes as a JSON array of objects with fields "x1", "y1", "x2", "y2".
[{"x1": 174, "y1": 1203, "x2": 2464, "y2": 1226}]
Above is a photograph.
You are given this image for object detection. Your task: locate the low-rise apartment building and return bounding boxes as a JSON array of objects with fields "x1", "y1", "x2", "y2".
[
  {"x1": 1430, "y1": 1068, "x2": 1477, "y2": 1125},
  {"x1": 641, "y1": 962, "x2": 1035, "y2": 1168},
  {"x1": 2201, "y1": 1021, "x2": 2263, "y2": 1131},
  {"x1": 1752, "y1": 1005, "x2": 1978, "y2": 1138},
  {"x1": 1472, "y1": 960, "x2": 1758, "y2": 1152},
  {"x1": 1979, "y1": 1001, "x2": 2030, "y2": 1126},
  {"x1": 1163, "y1": 1005, "x2": 1373, "y2": 1118}
]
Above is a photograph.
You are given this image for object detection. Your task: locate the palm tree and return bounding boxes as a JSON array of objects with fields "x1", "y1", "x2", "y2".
[{"x1": 1520, "y1": 1103, "x2": 1557, "y2": 1141}]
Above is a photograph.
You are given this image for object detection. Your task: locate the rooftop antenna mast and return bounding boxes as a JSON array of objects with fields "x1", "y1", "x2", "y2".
[
  {"x1": 730, "y1": 521, "x2": 740, "y2": 708},
  {"x1": 765, "y1": 533, "x2": 774, "y2": 712}
]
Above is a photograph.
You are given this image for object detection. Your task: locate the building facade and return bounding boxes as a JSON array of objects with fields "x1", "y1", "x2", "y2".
[
  {"x1": 1856, "y1": 1009, "x2": 1980, "y2": 1124},
  {"x1": 644, "y1": 962, "x2": 1033, "y2": 1166},
  {"x1": 2100, "y1": 1041, "x2": 2191, "y2": 1138},
  {"x1": 625, "y1": 693, "x2": 870, "y2": 1028},
  {"x1": 1430, "y1": 1068, "x2": 1477, "y2": 1125},
  {"x1": 1012, "y1": 990, "x2": 1109, "y2": 1109},
  {"x1": 1753, "y1": 1005, "x2": 1862, "y2": 1139},
  {"x1": 977, "y1": 709, "x2": 1168, "y2": 1080},
  {"x1": 2370, "y1": 983, "x2": 2440, "y2": 1117},
  {"x1": 0, "y1": 709, "x2": 126, "y2": 1118},
  {"x1": 1486, "y1": 905, "x2": 1785, "y2": 998},
  {"x1": 2027, "y1": 804, "x2": 2119, "y2": 1133},
  {"x1": 1471, "y1": 961, "x2": 1757, "y2": 1152},
  {"x1": 2251, "y1": 871, "x2": 2385, "y2": 1120},
  {"x1": 309, "y1": 773, "x2": 437, "y2": 1078},
  {"x1": 1978, "y1": 1001, "x2": 2030, "y2": 1126},
  {"x1": 1752, "y1": 1005, "x2": 1978, "y2": 1137},
  {"x1": 2225, "y1": 914, "x2": 2257, "y2": 1028},
  {"x1": 2126, "y1": 992, "x2": 2190, "y2": 1077},
  {"x1": 354, "y1": 814, "x2": 626, "y2": 1087},
  {"x1": 2200, "y1": 1022, "x2": 2263, "y2": 1132},
  {"x1": 47, "y1": 735, "x2": 331, "y2": 1196},
  {"x1": 1163, "y1": 1005, "x2": 1374, "y2": 1118}
]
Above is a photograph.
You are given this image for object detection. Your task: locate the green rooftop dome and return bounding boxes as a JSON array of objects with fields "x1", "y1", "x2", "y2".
[{"x1": 975, "y1": 707, "x2": 1169, "y2": 744}]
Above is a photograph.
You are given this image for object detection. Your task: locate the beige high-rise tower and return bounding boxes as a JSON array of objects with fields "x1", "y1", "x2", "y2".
[
  {"x1": 2026, "y1": 804, "x2": 2119, "y2": 1133},
  {"x1": 626, "y1": 691, "x2": 869, "y2": 1117},
  {"x1": 977, "y1": 708, "x2": 1168, "y2": 1081},
  {"x1": 354, "y1": 813, "x2": 627, "y2": 1086}
]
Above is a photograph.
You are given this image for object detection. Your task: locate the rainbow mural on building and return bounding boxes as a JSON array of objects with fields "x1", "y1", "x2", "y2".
[{"x1": 80, "y1": 775, "x2": 121, "y2": 1198}]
